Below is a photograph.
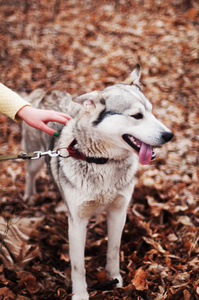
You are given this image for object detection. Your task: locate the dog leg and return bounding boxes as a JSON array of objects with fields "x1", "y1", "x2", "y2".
[
  {"x1": 68, "y1": 216, "x2": 89, "y2": 300},
  {"x1": 24, "y1": 157, "x2": 45, "y2": 201},
  {"x1": 106, "y1": 204, "x2": 128, "y2": 288}
]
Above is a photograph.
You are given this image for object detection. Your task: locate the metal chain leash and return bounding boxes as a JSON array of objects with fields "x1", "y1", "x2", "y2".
[{"x1": 0, "y1": 149, "x2": 62, "y2": 161}]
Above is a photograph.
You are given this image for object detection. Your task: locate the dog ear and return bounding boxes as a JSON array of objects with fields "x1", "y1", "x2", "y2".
[
  {"x1": 73, "y1": 91, "x2": 102, "y2": 105},
  {"x1": 83, "y1": 99, "x2": 96, "y2": 111},
  {"x1": 123, "y1": 64, "x2": 141, "y2": 85}
]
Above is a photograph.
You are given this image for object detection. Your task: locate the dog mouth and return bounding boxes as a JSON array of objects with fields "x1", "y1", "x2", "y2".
[{"x1": 122, "y1": 134, "x2": 156, "y2": 165}]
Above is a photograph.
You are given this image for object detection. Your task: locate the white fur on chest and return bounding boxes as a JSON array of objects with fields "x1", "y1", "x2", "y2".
[
  {"x1": 53, "y1": 155, "x2": 137, "y2": 219},
  {"x1": 59, "y1": 154, "x2": 137, "y2": 195}
]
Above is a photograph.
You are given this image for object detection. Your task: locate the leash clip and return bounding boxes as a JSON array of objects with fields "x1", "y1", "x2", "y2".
[{"x1": 31, "y1": 150, "x2": 60, "y2": 159}]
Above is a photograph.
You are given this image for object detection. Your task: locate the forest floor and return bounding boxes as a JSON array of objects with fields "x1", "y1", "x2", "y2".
[{"x1": 0, "y1": 0, "x2": 198, "y2": 299}]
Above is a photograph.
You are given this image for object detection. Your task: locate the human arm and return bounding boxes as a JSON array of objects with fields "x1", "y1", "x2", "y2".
[{"x1": 0, "y1": 83, "x2": 71, "y2": 136}]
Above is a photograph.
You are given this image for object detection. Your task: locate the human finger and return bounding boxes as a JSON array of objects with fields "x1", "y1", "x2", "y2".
[
  {"x1": 46, "y1": 111, "x2": 71, "y2": 124},
  {"x1": 36, "y1": 122, "x2": 60, "y2": 136}
]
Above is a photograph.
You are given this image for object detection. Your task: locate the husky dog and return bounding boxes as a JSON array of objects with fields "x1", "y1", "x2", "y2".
[{"x1": 22, "y1": 65, "x2": 173, "y2": 300}]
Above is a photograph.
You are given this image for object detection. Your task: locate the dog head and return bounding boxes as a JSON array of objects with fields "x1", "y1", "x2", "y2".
[{"x1": 73, "y1": 65, "x2": 174, "y2": 165}]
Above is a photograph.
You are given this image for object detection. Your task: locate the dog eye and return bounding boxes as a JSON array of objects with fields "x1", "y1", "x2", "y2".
[{"x1": 132, "y1": 113, "x2": 143, "y2": 120}]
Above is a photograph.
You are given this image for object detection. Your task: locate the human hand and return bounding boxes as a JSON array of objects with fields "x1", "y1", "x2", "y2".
[{"x1": 17, "y1": 106, "x2": 71, "y2": 136}]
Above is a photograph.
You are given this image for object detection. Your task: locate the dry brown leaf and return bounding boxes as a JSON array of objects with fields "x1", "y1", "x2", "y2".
[
  {"x1": 94, "y1": 269, "x2": 109, "y2": 283},
  {"x1": 177, "y1": 216, "x2": 194, "y2": 226},
  {"x1": 183, "y1": 289, "x2": 192, "y2": 300},
  {"x1": 155, "y1": 286, "x2": 167, "y2": 300},
  {"x1": 16, "y1": 296, "x2": 30, "y2": 300},
  {"x1": 57, "y1": 288, "x2": 67, "y2": 298},
  {"x1": 142, "y1": 237, "x2": 166, "y2": 254},
  {"x1": 0, "y1": 287, "x2": 15, "y2": 300},
  {"x1": 196, "y1": 286, "x2": 199, "y2": 295},
  {"x1": 0, "y1": 217, "x2": 42, "y2": 267},
  {"x1": 23, "y1": 275, "x2": 41, "y2": 294},
  {"x1": 60, "y1": 244, "x2": 70, "y2": 263},
  {"x1": 131, "y1": 267, "x2": 147, "y2": 291},
  {"x1": 187, "y1": 8, "x2": 198, "y2": 21}
]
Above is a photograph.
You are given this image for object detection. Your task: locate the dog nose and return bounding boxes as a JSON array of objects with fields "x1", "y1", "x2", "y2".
[{"x1": 162, "y1": 131, "x2": 174, "y2": 143}]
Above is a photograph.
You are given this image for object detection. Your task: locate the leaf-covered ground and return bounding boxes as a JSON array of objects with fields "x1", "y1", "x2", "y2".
[{"x1": 0, "y1": 0, "x2": 198, "y2": 299}]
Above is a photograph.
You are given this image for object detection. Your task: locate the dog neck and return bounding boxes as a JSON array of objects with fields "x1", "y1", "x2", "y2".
[{"x1": 66, "y1": 139, "x2": 109, "y2": 165}]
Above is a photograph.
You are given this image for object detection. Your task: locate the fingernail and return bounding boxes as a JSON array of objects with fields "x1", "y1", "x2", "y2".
[{"x1": 53, "y1": 132, "x2": 59, "y2": 137}]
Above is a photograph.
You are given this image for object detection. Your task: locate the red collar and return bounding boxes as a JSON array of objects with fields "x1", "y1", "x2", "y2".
[{"x1": 58, "y1": 139, "x2": 109, "y2": 165}]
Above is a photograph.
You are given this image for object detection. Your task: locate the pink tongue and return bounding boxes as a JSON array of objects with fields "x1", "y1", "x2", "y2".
[{"x1": 139, "y1": 142, "x2": 152, "y2": 165}]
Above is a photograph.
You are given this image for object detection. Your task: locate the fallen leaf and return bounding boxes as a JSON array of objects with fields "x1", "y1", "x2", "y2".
[
  {"x1": 0, "y1": 287, "x2": 15, "y2": 300},
  {"x1": 24, "y1": 275, "x2": 41, "y2": 294},
  {"x1": 177, "y1": 216, "x2": 193, "y2": 226},
  {"x1": 132, "y1": 267, "x2": 147, "y2": 291}
]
